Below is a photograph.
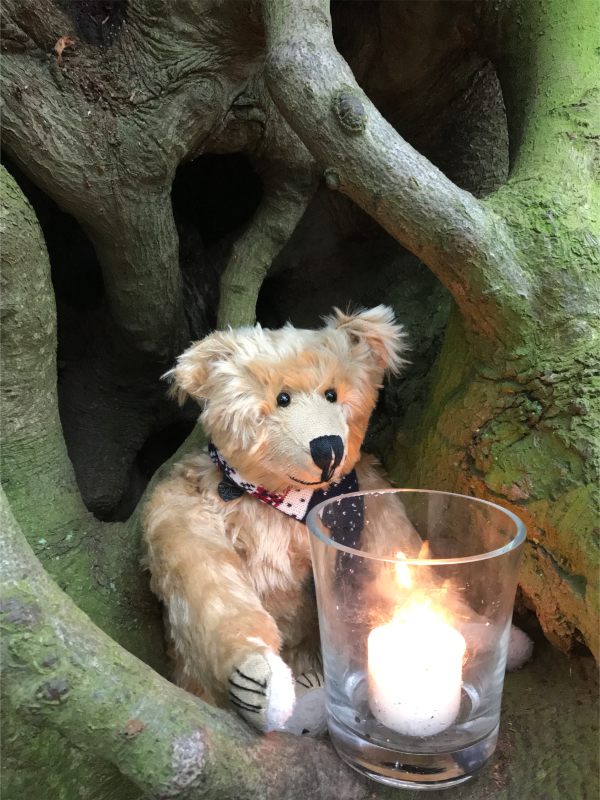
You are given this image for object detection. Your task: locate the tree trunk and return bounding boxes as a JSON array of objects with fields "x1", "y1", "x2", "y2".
[
  {"x1": 263, "y1": 0, "x2": 599, "y2": 656},
  {"x1": 397, "y1": 0, "x2": 600, "y2": 653},
  {"x1": 1, "y1": 0, "x2": 598, "y2": 797}
]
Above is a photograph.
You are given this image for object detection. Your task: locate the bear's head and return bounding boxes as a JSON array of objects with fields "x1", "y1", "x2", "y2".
[{"x1": 168, "y1": 306, "x2": 406, "y2": 492}]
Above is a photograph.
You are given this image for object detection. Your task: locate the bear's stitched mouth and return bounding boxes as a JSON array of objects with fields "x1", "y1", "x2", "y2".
[{"x1": 288, "y1": 474, "x2": 325, "y2": 487}]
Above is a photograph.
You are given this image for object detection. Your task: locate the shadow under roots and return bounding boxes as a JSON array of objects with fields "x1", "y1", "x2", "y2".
[
  {"x1": 109, "y1": 419, "x2": 196, "y2": 522},
  {"x1": 1, "y1": 152, "x2": 263, "y2": 521},
  {"x1": 107, "y1": 154, "x2": 263, "y2": 519},
  {"x1": 103, "y1": 155, "x2": 264, "y2": 519},
  {"x1": 172, "y1": 153, "x2": 263, "y2": 338},
  {"x1": 55, "y1": 0, "x2": 128, "y2": 46}
]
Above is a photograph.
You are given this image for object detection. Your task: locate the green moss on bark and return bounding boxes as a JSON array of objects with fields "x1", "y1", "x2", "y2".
[{"x1": 383, "y1": 0, "x2": 600, "y2": 656}]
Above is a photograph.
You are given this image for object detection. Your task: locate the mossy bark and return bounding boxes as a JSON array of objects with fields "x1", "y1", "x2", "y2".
[
  {"x1": 263, "y1": 0, "x2": 599, "y2": 657},
  {"x1": 0, "y1": 488, "x2": 390, "y2": 800},
  {"x1": 2, "y1": 485, "x2": 598, "y2": 799},
  {"x1": 1, "y1": 166, "x2": 167, "y2": 665},
  {"x1": 1, "y1": 1, "x2": 598, "y2": 797},
  {"x1": 392, "y1": 0, "x2": 600, "y2": 655}
]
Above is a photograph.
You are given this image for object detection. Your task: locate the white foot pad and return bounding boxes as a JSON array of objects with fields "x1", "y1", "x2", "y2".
[
  {"x1": 229, "y1": 650, "x2": 295, "y2": 733},
  {"x1": 282, "y1": 670, "x2": 327, "y2": 736}
]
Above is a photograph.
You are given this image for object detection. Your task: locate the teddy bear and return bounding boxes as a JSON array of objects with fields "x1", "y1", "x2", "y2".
[
  {"x1": 142, "y1": 306, "x2": 408, "y2": 733},
  {"x1": 142, "y1": 306, "x2": 532, "y2": 735}
]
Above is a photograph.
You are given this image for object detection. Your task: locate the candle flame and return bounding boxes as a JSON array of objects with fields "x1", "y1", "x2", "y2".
[
  {"x1": 392, "y1": 543, "x2": 453, "y2": 627},
  {"x1": 418, "y1": 540, "x2": 432, "y2": 559},
  {"x1": 394, "y1": 541, "x2": 431, "y2": 591},
  {"x1": 394, "y1": 551, "x2": 412, "y2": 589}
]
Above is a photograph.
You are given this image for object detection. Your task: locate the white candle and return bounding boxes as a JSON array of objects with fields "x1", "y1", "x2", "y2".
[{"x1": 368, "y1": 600, "x2": 466, "y2": 737}]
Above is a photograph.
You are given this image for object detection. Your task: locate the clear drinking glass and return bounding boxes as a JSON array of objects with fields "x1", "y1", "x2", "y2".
[{"x1": 306, "y1": 489, "x2": 525, "y2": 790}]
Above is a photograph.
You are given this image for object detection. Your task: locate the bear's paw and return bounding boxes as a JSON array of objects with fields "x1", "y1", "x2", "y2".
[{"x1": 229, "y1": 649, "x2": 295, "y2": 733}]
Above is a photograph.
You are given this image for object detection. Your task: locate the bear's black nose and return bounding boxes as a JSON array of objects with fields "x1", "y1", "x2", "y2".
[{"x1": 310, "y1": 435, "x2": 344, "y2": 482}]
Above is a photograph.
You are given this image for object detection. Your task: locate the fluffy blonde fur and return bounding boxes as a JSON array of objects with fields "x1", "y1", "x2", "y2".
[{"x1": 143, "y1": 307, "x2": 408, "y2": 709}]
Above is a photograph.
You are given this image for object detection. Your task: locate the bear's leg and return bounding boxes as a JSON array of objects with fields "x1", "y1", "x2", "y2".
[{"x1": 144, "y1": 488, "x2": 295, "y2": 732}]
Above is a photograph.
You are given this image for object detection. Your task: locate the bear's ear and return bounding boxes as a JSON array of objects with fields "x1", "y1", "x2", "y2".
[
  {"x1": 325, "y1": 305, "x2": 408, "y2": 374},
  {"x1": 163, "y1": 331, "x2": 236, "y2": 405}
]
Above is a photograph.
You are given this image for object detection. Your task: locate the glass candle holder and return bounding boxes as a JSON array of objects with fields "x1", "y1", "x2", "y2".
[{"x1": 306, "y1": 489, "x2": 525, "y2": 791}]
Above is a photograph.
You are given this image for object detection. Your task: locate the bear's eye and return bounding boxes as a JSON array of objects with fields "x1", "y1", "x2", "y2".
[
  {"x1": 276, "y1": 391, "x2": 291, "y2": 408},
  {"x1": 324, "y1": 388, "x2": 337, "y2": 403}
]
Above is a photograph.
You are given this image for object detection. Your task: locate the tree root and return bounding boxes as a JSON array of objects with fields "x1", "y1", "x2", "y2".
[{"x1": 0, "y1": 489, "x2": 374, "y2": 800}]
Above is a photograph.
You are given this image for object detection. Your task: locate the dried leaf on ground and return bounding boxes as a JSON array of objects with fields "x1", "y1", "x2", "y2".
[
  {"x1": 123, "y1": 719, "x2": 145, "y2": 738},
  {"x1": 54, "y1": 36, "x2": 75, "y2": 66}
]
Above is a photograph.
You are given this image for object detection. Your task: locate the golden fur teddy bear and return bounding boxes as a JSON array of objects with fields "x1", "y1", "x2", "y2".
[
  {"x1": 143, "y1": 306, "x2": 407, "y2": 733},
  {"x1": 142, "y1": 306, "x2": 532, "y2": 734}
]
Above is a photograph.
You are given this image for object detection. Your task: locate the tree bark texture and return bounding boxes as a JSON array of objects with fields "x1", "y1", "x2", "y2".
[
  {"x1": 1, "y1": 1, "x2": 598, "y2": 797},
  {"x1": 263, "y1": 0, "x2": 599, "y2": 656},
  {"x1": 2, "y1": 487, "x2": 598, "y2": 800},
  {"x1": 2, "y1": 489, "x2": 378, "y2": 800}
]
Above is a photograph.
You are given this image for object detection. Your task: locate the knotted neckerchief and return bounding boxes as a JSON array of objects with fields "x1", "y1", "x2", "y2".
[{"x1": 208, "y1": 442, "x2": 364, "y2": 550}]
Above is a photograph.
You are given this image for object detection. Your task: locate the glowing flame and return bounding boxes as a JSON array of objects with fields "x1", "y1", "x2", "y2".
[
  {"x1": 392, "y1": 543, "x2": 451, "y2": 626},
  {"x1": 417, "y1": 540, "x2": 432, "y2": 560},
  {"x1": 368, "y1": 544, "x2": 467, "y2": 737},
  {"x1": 394, "y1": 541, "x2": 432, "y2": 590},
  {"x1": 394, "y1": 551, "x2": 412, "y2": 589}
]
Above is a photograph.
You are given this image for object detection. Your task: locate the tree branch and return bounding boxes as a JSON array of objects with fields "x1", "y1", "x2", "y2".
[
  {"x1": 0, "y1": 488, "x2": 379, "y2": 800},
  {"x1": 217, "y1": 170, "x2": 317, "y2": 329},
  {"x1": 218, "y1": 92, "x2": 318, "y2": 328},
  {"x1": 262, "y1": 0, "x2": 531, "y2": 337},
  {"x1": 0, "y1": 168, "x2": 170, "y2": 670},
  {"x1": 83, "y1": 192, "x2": 187, "y2": 361},
  {"x1": 0, "y1": 13, "x2": 205, "y2": 512}
]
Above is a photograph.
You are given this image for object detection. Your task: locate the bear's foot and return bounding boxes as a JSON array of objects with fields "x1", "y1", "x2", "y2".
[
  {"x1": 506, "y1": 624, "x2": 534, "y2": 670},
  {"x1": 282, "y1": 670, "x2": 327, "y2": 736},
  {"x1": 229, "y1": 650, "x2": 295, "y2": 733}
]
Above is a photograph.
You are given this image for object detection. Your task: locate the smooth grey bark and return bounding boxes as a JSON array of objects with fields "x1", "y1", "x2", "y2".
[
  {"x1": 218, "y1": 169, "x2": 318, "y2": 328},
  {"x1": 262, "y1": 0, "x2": 531, "y2": 340},
  {"x1": 216, "y1": 81, "x2": 319, "y2": 328}
]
